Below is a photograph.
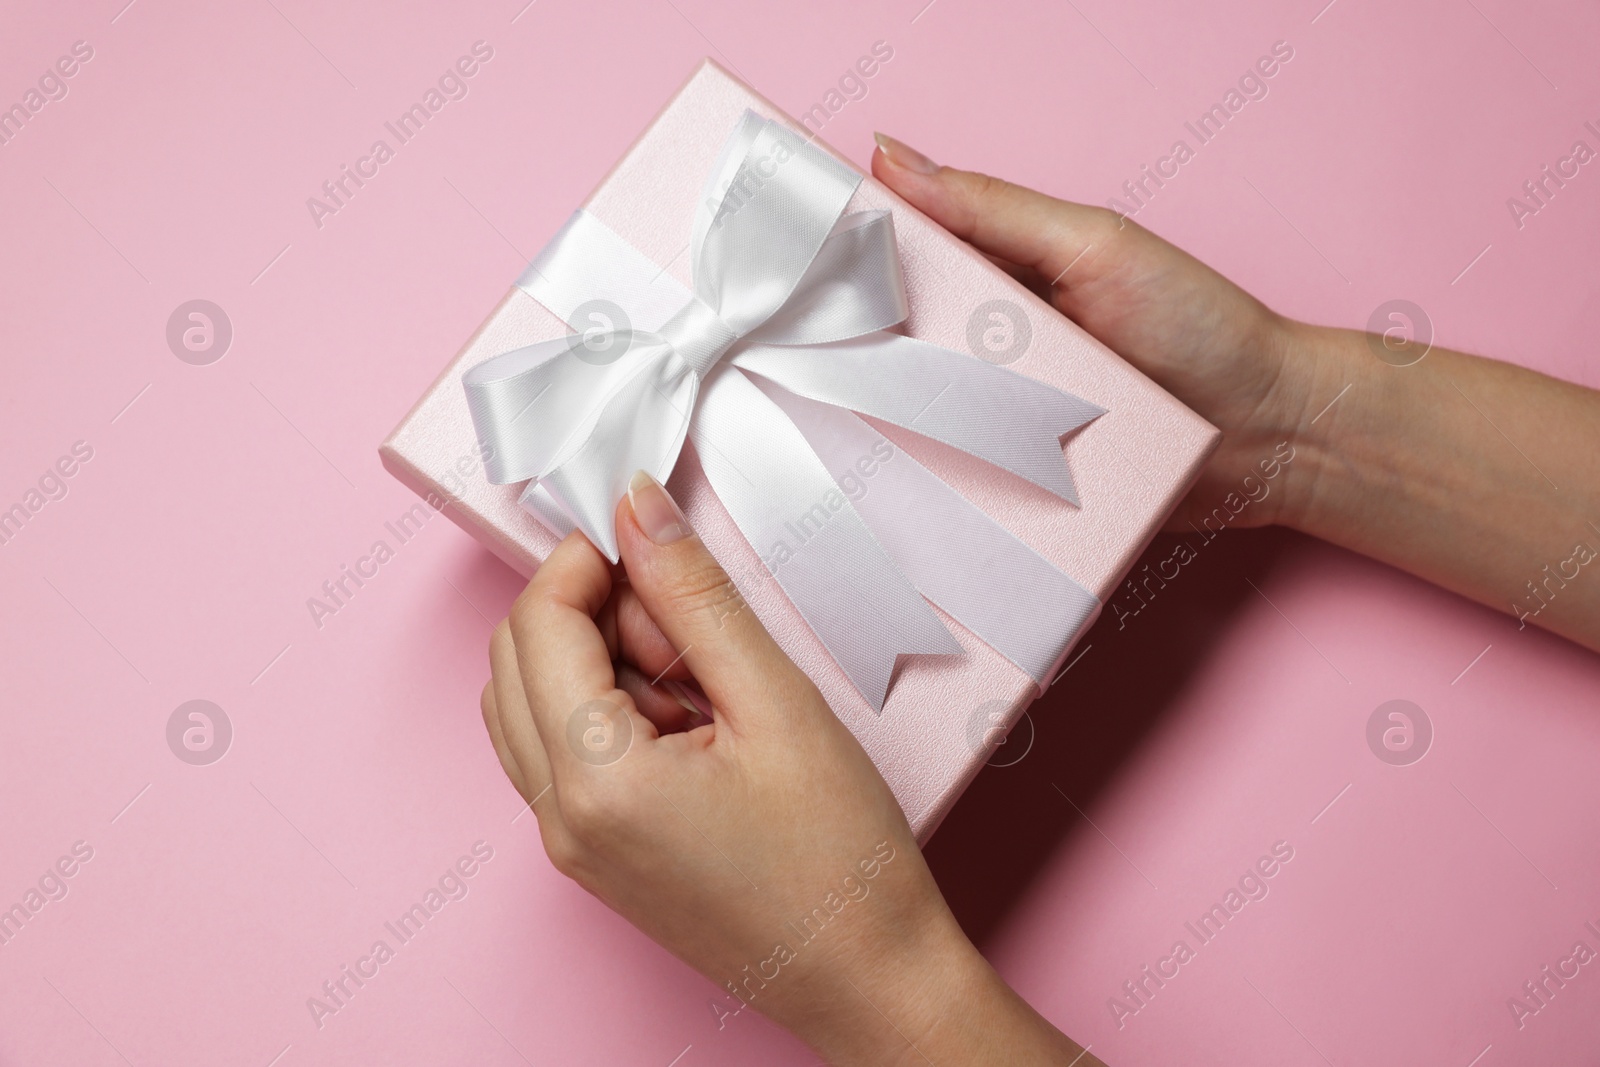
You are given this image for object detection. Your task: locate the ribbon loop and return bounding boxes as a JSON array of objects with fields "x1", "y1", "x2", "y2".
[
  {"x1": 750, "y1": 212, "x2": 910, "y2": 346},
  {"x1": 465, "y1": 110, "x2": 1104, "y2": 710},
  {"x1": 691, "y1": 117, "x2": 861, "y2": 336}
]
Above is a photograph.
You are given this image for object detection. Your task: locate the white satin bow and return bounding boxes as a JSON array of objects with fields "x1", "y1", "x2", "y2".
[{"x1": 464, "y1": 111, "x2": 1102, "y2": 710}]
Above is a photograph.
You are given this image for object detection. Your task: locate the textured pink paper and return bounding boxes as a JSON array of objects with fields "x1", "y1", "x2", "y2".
[{"x1": 381, "y1": 60, "x2": 1219, "y2": 840}]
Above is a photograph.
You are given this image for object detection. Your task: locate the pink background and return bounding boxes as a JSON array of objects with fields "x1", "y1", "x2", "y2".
[{"x1": 1, "y1": 2, "x2": 1597, "y2": 1066}]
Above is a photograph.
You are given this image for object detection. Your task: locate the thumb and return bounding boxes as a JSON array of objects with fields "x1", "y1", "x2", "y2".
[
  {"x1": 613, "y1": 471, "x2": 813, "y2": 723},
  {"x1": 870, "y1": 131, "x2": 1124, "y2": 286}
]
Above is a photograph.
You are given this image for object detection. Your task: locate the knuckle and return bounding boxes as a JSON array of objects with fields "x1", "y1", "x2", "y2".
[
  {"x1": 663, "y1": 561, "x2": 746, "y2": 629},
  {"x1": 509, "y1": 583, "x2": 560, "y2": 641},
  {"x1": 540, "y1": 825, "x2": 586, "y2": 880},
  {"x1": 1081, "y1": 203, "x2": 1114, "y2": 228},
  {"x1": 1091, "y1": 203, "x2": 1139, "y2": 240},
  {"x1": 508, "y1": 589, "x2": 540, "y2": 637},
  {"x1": 558, "y1": 780, "x2": 621, "y2": 841},
  {"x1": 971, "y1": 171, "x2": 1013, "y2": 205},
  {"x1": 479, "y1": 681, "x2": 496, "y2": 724}
]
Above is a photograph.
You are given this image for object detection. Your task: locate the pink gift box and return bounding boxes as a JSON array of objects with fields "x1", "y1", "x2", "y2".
[{"x1": 380, "y1": 59, "x2": 1218, "y2": 840}]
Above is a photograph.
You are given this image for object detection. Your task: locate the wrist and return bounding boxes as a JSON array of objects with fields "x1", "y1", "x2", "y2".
[
  {"x1": 871, "y1": 921, "x2": 998, "y2": 1067},
  {"x1": 781, "y1": 902, "x2": 977, "y2": 1066},
  {"x1": 1264, "y1": 317, "x2": 1373, "y2": 536},
  {"x1": 822, "y1": 912, "x2": 1081, "y2": 1067}
]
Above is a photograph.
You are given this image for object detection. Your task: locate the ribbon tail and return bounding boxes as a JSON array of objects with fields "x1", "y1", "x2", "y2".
[
  {"x1": 733, "y1": 333, "x2": 1104, "y2": 505},
  {"x1": 758, "y1": 380, "x2": 1100, "y2": 689},
  {"x1": 692, "y1": 368, "x2": 961, "y2": 711}
]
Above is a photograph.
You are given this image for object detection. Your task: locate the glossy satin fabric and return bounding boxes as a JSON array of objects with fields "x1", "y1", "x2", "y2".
[{"x1": 463, "y1": 111, "x2": 1101, "y2": 710}]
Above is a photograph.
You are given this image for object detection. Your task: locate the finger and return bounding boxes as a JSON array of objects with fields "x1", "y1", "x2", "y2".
[
  {"x1": 982, "y1": 251, "x2": 1058, "y2": 305},
  {"x1": 508, "y1": 533, "x2": 657, "y2": 772},
  {"x1": 612, "y1": 583, "x2": 693, "y2": 682},
  {"x1": 479, "y1": 679, "x2": 528, "y2": 798},
  {"x1": 489, "y1": 621, "x2": 552, "y2": 806},
  {"x1": 491, "y1": 622, "x2": 586, "y2": 870},
  {"x1": 615, "y1": 471, "x2": 813, "y2": 726},
  {"x1": 870, "y1": 131, "x2": 1128, "y2": 287},
  {"x1": 615, "y1": 661, "x2": 702, "y2": 734}
]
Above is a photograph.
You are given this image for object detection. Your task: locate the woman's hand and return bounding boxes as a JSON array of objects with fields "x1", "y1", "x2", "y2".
[
  {"x1": 873, "y1": 133, "x2": 1600, "y2": 651},
  {"x1": 872, "y1": 133, "x2": 1336, "y2": 532},
  {"x1": 482, "y1": 472, "x2": 1088, "y2": 1066}
]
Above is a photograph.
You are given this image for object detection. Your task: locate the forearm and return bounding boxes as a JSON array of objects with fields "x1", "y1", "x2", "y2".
[
  {"x1": 1280, "y1": 319, "x2": 1600, "y2": 650},
  {"x1": 778, "y1": 913, "x2": 1095, "y2": 1066},
  {"x1": 884, "y1": 947, "x2": 1095, "y2": 1067}
]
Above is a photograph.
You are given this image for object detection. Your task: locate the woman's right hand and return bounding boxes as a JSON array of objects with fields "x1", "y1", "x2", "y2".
[{"x1": 481, "y1": 473, "x2": 1091, "y2": 1066}]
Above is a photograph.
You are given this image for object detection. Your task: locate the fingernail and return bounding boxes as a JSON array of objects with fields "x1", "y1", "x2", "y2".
[
  {"x1": 662, "y1": 679, "x2": 714, "y2": 720},
  {"x1": 628, "y1": 470, "x2": 693, "y2": 544},
  {"x1": 874, "y1": 132, "x2": 939, "y2": 175}
]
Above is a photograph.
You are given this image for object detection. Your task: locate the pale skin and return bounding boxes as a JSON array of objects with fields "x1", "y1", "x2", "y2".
[{"x1": 480, "y1": 133, "x2": 1600, "y2": 1066}]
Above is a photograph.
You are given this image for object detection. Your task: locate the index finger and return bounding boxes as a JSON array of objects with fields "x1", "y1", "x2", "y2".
[{"x1": 508, "y1": 531, "x2": 642, "y2": 772}]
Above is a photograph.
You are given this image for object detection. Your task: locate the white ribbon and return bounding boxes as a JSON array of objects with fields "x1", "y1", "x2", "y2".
[{"x1": 464, "y1": 111, "x2": 1103, "y2": 710}]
